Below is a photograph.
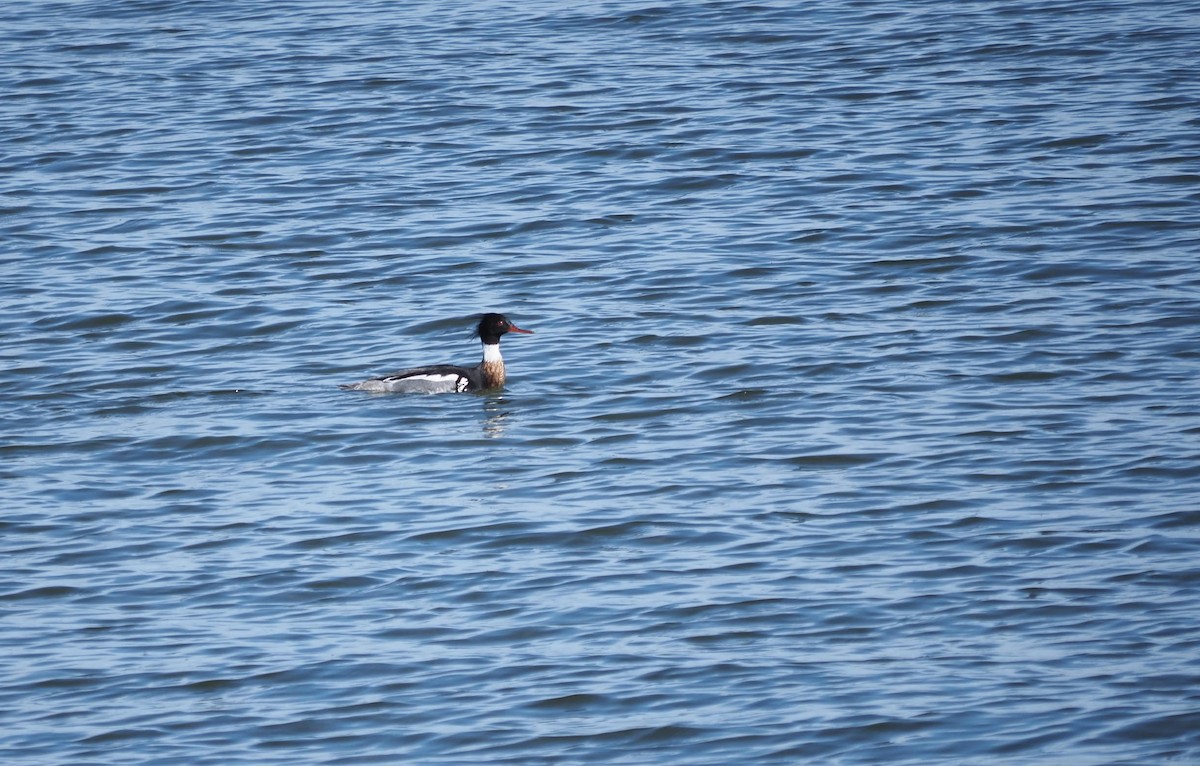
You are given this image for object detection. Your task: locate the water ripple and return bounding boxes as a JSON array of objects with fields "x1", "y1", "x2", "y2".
[{"x1": 3, "y1": 0, "x2": 1199, "y2": 764}]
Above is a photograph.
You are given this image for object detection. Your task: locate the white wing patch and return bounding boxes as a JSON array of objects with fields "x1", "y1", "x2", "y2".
[
  {"x1": 366, "y1": 373, "x2": 468, "y2": 393},
  {"x1": 402, "y1": 373, "x2": 461, "y2": 385},
  {"x1": 344, "y1": 372, "x2": 470, "y2": 394}
]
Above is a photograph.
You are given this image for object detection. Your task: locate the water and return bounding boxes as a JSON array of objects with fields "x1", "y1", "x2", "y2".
[{"x1": 3, "y1": 1, "x2": 1199, "y2": 763}]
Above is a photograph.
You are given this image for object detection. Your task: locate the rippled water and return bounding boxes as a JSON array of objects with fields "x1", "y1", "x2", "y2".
[{"x1": 3, "y1": 1, "x2": 1199, "y2": 763}]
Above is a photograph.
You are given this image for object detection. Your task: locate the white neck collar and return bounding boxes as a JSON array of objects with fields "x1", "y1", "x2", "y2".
[{"x1": 482, "y1": 342, "x2": 503, "y2": 362}]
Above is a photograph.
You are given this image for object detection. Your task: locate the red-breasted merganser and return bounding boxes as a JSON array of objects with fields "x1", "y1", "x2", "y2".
[{"x1": 340, "y1": 313, "x2": 533, "y2": 394}]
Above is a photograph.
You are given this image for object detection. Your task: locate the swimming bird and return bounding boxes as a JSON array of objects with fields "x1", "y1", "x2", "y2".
[{"x1": 340, "y1": 313, "x2": 533, "y2": 393}]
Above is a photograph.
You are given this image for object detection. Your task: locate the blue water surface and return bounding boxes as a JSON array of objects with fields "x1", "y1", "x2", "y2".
[{"x1": 2, "y1": 1, "x2": 1199, "y2": 764}]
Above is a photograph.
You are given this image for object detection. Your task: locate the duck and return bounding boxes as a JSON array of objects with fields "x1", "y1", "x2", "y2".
[{"x1": 340, "y1": 313, "x2": 533, "y2": 393}]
